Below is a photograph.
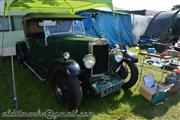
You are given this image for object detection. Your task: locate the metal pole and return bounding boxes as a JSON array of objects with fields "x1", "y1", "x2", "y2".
[
  {"x1": 139, "y1": 54, "x2": 145, "y2": 81},
  {"x1": 0, "y1": 24, "x2": 2, "y2": 71},
  {"x1": 0, "y1": 24, "x2": 2, "y2": 58},
  {"x1": 0, "y1": 15, "x2": 4, "y2": 60},
  {"x1": 8, "y1": 7, "x2": 18, "y2": 110},
  {"x1": 0, "y1": 0, "x2": 4, "y2": 64}
]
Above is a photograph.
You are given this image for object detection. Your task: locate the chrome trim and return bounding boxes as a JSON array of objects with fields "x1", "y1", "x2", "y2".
[
  {"x1": 88, "y1": 41, "x2": 95, "y2": 54},
  {"x1": 23, "y1": 61, "x2": 45, "y2": 81},
  {"x1": 91, "y1": 73, "x2": 106, "y2": 78},
  {"x1": 89, "y1": 41, "x2": 95, "y2": 75}
]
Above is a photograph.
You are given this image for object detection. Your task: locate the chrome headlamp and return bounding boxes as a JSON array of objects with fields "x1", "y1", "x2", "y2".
[
  {"x1": 63, "y1": 52, "x2": 70, "y2": 60},
  {"x1": 114, "y1": 51, "x2": 123, "y2": 62},
  {"x1": 83, "y1": 54, "x2": 96, "y2": 69}
]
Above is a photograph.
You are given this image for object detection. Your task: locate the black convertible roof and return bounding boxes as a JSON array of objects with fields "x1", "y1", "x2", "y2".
[{"x1": 23, "y1": 13, "x2": 84, "y2": 21}]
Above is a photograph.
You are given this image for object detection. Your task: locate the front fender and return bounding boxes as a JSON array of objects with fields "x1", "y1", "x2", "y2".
[
  {"x1": 124, "y1": 50, "x2": 138, "y2": 63},
  {"x1": 48, "y1": 59, "x2": 80, "y2": 77},
  {"x1": 65, "y1": 60, "x2": 81, "y2": 76}
]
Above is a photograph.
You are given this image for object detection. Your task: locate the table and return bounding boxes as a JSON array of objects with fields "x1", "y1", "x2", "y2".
[{"x1": 138, "y1": 51, "x2": 178, "y2": 82}]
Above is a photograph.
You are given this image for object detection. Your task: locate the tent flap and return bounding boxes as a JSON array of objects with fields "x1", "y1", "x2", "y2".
[{"x1": 80, "y1": 11, "x2": 133, "y2": 46}]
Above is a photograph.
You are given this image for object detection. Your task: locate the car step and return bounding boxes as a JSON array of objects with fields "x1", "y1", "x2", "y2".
[{"x1": 23, "y1": 60, "x2": 47, "y2": 81}]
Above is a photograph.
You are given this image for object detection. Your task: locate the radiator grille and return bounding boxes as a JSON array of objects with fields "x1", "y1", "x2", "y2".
[{"x1": 92, "y1": 44, "x2": 109, "y2": 75}]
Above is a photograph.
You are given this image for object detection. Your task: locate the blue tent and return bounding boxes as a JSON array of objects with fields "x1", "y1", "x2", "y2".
[{"x1": 78, "y1": 10, "x2": 133, "y2": 46}]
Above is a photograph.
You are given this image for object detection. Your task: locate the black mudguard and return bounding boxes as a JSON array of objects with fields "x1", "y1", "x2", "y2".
[
  {"x1": 123, "y1": 50, "x2": 138, "y2": 63},
  {"x1": 65, "y1": 60, "x2": 81, "y2": 76}
]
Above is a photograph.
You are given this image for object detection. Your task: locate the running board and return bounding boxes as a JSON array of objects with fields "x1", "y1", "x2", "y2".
[{"x1": 23, "y1": 61, "x2": 47, "y2": 81}]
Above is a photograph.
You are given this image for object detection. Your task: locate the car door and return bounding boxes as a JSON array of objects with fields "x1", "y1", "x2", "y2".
[{"x1": 28, "y1": 37, "x2": 57, "y2": 67}]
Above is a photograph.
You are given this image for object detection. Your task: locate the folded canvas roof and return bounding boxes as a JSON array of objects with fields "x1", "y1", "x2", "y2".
[{"x1": 23, "y1": 13, "x2": 84, "y2": 21}]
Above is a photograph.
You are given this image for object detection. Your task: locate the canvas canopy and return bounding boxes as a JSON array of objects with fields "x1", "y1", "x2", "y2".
[{"x1": 0, "y1": 0, "x2": 112, "y2": 16}]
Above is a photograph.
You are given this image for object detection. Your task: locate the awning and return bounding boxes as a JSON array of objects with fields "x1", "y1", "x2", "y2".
[{"x1": 1, "y1": 0, "x2": 112, "y2": 16}]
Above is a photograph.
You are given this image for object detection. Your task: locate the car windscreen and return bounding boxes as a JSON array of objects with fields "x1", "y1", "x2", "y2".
[{"x1": 44, "y1": 20, "x2": 85, "y2": 37}]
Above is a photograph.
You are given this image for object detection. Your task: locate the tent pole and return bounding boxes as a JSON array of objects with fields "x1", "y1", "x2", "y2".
[
  {"x1": 0, "y1": 15, "x2": 5, "y2": 62},
  {"x1": 0, "y1": 24, "x2": 2, "y2": 72},
  {"x1": 0, "y1": 20, "x2": 4, "y2": 73},
  {"x1": 8, "y1": 7, "x2": 18, "y2": 110},
  {"x1": 0, "y1": 24, "x2": 2, "y2": 61}
]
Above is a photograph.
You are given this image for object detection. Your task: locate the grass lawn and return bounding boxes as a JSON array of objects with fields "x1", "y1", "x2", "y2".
[{"x1": 0, "y1": 48, "x2": 179, "y2": 120}]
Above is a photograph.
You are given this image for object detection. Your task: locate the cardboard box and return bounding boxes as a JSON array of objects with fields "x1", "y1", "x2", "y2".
[{"x1": 139, "y1": 83, "x2": 166, "y2": 104}]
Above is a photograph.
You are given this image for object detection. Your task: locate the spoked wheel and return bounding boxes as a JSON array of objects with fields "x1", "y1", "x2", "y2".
[
  {"x1": 116, "y1": 60, "x2": 139, "y2": 89},
  {"x1": 53, "y1": 66, "x2": 83, "y2": 110}
]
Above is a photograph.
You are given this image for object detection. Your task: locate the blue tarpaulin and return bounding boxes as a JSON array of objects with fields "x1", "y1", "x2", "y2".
[{"x1": 79, "y1": 11, "x2": 133, "y2": 46}]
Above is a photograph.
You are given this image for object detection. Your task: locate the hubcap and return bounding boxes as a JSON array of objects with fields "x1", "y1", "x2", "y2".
[{"x1": 55, "y1": 73, "x2": 72, "y2": 106}]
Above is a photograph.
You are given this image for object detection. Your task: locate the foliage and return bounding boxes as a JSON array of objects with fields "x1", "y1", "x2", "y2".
[{"x1": 172, "y1": 4, "x2": 180, "y2": 10}]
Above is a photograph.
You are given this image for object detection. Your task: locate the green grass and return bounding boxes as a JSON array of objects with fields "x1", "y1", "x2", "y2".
[{"x1": 0, "y1": 48, "x2": 179, "y2": 120}]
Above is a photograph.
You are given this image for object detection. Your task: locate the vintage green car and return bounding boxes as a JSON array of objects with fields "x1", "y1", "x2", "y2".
[{"x1": 16, "y1": 13, "x2": 138, "y2": 110}]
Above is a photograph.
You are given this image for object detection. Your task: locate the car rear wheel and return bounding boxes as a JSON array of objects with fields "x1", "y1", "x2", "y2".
[
  {"x1": 16, "y1": 42, "x2": 29, "y2": 62},
  {"x1": 53, "y1": 65, "x2": 83, "y2": 110}
]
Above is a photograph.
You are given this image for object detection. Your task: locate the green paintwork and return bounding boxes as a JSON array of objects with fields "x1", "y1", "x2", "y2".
[
  {"x1": 62, "y1": 36, "x2": 98, "y2": 41},
  {"x1": 28, "y1": 35, "x2": 96, "y2": 68}
]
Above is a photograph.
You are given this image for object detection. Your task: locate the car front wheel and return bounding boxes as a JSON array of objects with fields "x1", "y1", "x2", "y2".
[
  {"x1": 116, "y1": 60, "x2": 139, "y2": 89},
  {"x1": 53, "y1": 65, "x2": 83, "y2": 110}
]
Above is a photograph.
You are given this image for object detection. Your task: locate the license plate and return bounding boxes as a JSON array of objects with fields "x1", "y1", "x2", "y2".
[{"x1": 100, "y1": 84, "x2": 122, "y2": 97}]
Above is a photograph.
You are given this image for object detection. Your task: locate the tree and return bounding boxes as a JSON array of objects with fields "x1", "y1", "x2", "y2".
[{"x1": 172, "y1": 4, "x2": 180, "y2": 10}]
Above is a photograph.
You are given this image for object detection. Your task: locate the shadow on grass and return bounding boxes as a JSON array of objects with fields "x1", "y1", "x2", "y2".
[
  {"x1": 0, "y1": 58, "x2": 179, "y2": 120},
  {"x1": 78, "y1": 89, "x2": 179, "y2": 120},
  {"x1": 124, "y1": 90, "x2": 180, "y2": 119}
]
